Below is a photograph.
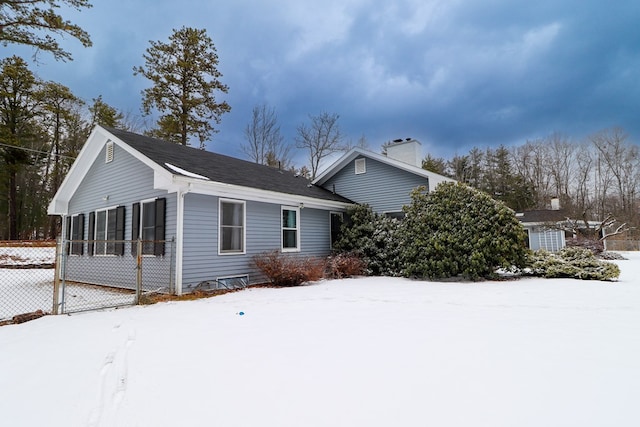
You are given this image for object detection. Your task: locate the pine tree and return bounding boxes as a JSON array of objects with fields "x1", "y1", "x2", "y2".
[
  {"x1": 0, "y1": 56, "x2": 40, "y2": 239},
  {"x1": 0, "y1": 0, "x2": 92, "y2": 61},
  {"x1": 134, "y1": 26, "x2": 231, "y2": 147}
]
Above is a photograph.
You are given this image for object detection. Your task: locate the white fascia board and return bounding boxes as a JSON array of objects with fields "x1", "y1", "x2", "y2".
[
  {"x1": 313, "y1": 148, "x2": 361, "y2": 184},
  {"x1": 171, "y1": 176, "x2": 352, "y2": 211},
  {"x1": 47, "y1": 126, "x2": 176, "y2": 215},
  {"x1": 47, "y1": 126, "x2": 107, "y2": 215}
]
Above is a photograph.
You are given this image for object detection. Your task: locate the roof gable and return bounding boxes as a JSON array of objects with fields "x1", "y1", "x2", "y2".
[
  {"x1": 49, "y1": 126, "x2": 351, "y2": 215},
  {"x1": 313, "y1": 147, "x2": 454, "y2": 188}
]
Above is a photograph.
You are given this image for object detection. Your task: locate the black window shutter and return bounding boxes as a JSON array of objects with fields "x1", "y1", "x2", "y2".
[
  {"x1": 115, "y1": 206, "x2": 125, "y2": 256},
  {"x1": 154, "y1": 198, "x2": 166, "y2": 256},
  {"x1": 65, "y1": 216, "x2": 71, "y2": 254},
  {"x1": 88, "y1": 212, "x2": 95, "y2": 256},
  {"x1": 77, "y1": 214, "x2": 85, "y2": 255},
  {"x1": 131, "y1": 202, "x2": 140, "y2": 256}
]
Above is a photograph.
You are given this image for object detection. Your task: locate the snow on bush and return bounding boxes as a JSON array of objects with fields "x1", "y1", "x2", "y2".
[
  {"x1": 399, "y1": 183, "x2": 528, "y2": 280},
  {"x1": 526, "y1": 247, "x2": 620, "y2": 281}
]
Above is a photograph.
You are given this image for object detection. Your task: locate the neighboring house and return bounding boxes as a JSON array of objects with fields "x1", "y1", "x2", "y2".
[
  {"x1": 515, "y1": 199, "x2": 602, "y2": 252},
  {"x1": 49, "y1": 127, "x2": 450, "y2": 294},
  {"x1": 314, "y1": 138, "x2": 455, "y2": 217},
  {"x1": 516, "y1": 208, "x2": 570, "y2": 252}
]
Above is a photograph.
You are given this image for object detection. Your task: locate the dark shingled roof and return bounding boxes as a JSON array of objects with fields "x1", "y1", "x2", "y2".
[
  {"x1": 517, "y1": 209, "x2": 569, "y2": 223},
  {"x1": 105, "y1": 127, "x2": 352, "y2": 204}
]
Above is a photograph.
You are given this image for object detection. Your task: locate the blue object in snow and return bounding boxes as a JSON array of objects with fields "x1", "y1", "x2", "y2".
[{"x1": 238, "y1": 311, "x2": 245, "y2": 316}]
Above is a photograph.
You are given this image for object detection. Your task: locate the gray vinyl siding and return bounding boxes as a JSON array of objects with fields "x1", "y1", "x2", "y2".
[
  {"x1": 64, "y1": 143, "x2": 176, "y2": 288},
  {"x1": 321, "y1": 156, "x2": 430, "y2": 214},
  {"x1": 181, "y1": 193, "x2": 332, "y2": 290},
  {"x1": 527, "y1": 227, "x2": 565, "y2": 252}
]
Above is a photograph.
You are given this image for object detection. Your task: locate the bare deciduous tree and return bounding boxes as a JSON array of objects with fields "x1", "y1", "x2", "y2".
[
  {"x1": 295, "y1": 112, "x2": 344, "y2": 180},
  {"x1": 590, "y1": 127, "x2": 639, "y2": 223},
  {"x1": 241, "y1": 103, "x2": 291, "y2": 169}
]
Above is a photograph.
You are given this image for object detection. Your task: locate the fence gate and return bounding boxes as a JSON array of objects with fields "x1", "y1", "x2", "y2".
[{"x1": 55, "y1": 238, "x2": 175, "y2": 314}]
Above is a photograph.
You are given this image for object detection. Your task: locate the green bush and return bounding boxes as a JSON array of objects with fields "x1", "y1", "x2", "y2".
[
  {"x1": 332, "y1": 204, "x2": 402, "y2": 276},
  {"x1": 526, "y1": 247, "x2": 620, "y2": 281},
  {"x1": 399, "y1": 183, "x2": 528, "y2": 280}
]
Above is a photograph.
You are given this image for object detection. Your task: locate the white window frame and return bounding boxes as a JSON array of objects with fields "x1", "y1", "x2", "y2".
[
  {"x1": 281, "y1": 206, "x2": 300, "y2": 252},
  {"x1": 218, "y1": 199, "x2": 246, "y2": 255},
  {"x1": 94, "y1": 205, "x2": 118, "y2": 256},
  {"x1": 355, "y1": 158, "x2": 366, "y2": 174}
]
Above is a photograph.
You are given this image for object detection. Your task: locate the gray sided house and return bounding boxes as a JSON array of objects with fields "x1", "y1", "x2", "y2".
[
  {"x1": 516, "y1": 209, "x2": 569, "y2": 252},
  {"x1": 49, "y1": 128, "x2": 453, "y2": 294},
  {"x1": 314, "y1": 138, "x2": 455, "y2": 217},
  {"x1": 49, "y1": 126, "x2": 352, "y2": 294}
]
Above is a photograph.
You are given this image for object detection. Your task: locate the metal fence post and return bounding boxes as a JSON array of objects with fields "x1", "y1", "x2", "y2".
[
  {"x1": 59, "y1": 238, "x2": 69, "y2": 314},
  {"x1": 135, "y1": 238, "x2": 143, "y2": 304},
  {"x1": 52, "y1": 237, "x2": 62, "y2": 315},
  {"x1": 169, "y1": 237, "x2": 175, "y2": 294}
]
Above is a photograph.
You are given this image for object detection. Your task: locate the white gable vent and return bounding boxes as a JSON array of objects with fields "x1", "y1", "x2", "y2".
[
  {"x1": 355, "y1": 158, "x2": 366, "y2": 175},
  {"x1": 105, "y1": 140, "x2": 114, "y2": 163}
]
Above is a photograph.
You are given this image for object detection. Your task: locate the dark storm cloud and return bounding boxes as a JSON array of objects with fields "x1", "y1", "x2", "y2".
[{"x1": 4, "y1": 0, "x2": 639, "y2": 163}]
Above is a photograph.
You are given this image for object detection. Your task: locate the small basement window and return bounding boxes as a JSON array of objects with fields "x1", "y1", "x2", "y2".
[
  {"x1": 217, "y1": 275, "x2": 249, "y2": 289},
  {"x1": 355, "y1": 158, "x2": 366, "y2": 174}
]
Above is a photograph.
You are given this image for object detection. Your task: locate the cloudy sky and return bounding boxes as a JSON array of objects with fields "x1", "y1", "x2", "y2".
[{"x1": 4, "y1": 0, "x2": 640, "y2": 166}]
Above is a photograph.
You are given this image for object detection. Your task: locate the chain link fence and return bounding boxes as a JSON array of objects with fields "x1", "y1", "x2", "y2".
[
  {"x1": 1, "y1": 242, "x2": 56, "y2": 324},
  {"x1": 1, "y1": 239, "x2": 175, "y2": 324},
  {"x1": 604, "y1": 239, "x2": 640, "y2": 251},
  {"x1": 56, "y1": 239, "x2": 175, "y2": 314}
]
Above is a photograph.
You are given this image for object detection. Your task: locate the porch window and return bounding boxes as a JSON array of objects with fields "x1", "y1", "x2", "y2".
[
  {"x1": 282, "y1": 206, "x2": 300, "y2": 252},
  {"x1": 92, "y1": 206, "x2": 125, "y2": 256},
  {"x1": 132, "y1": 198, "x2": 166, "y2": 256},
  {"x1": 219, "y1": 199, "x2": 245, "y2": 254},
  {"x1": 68, "y1": 214, "x2": 84, "y2": 255}
]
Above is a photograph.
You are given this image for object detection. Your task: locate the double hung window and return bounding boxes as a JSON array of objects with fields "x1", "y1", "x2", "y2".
[
  {"x1": 92, "y1": 207, "x2": 124, "y2": 255},
  {"x1": 282, "y1": 207, "x2": 300, "y2": 252},
  {"x1": 219, "y1": 199, "x2": 245, "y2": 254},
  {"x1": 132, "y1": 198, "x2": 166, "y2": 256},
  {"x1": 68, "y1": 214, "x2": 85, "y2": 255}
]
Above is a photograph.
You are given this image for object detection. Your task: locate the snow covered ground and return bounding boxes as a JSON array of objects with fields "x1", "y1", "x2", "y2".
[{"x1": 1, "y1": 253, "x2": 639, "y2": 427}]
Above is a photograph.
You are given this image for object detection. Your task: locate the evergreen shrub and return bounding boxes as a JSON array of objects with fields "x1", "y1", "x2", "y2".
[
  {"x1": 399, "y1": 183, "x2": 528, "y2": 280},
  {"x1": 526, "y1": 247, "x2": 620, "y2": 281},
  {"x1": 332, "y1": 204, "x2": 402, "y2": 276}
]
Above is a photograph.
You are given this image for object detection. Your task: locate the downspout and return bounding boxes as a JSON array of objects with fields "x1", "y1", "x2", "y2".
[{"x1": 175, "y1": 186, "x2": 188, "y2": 295}]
